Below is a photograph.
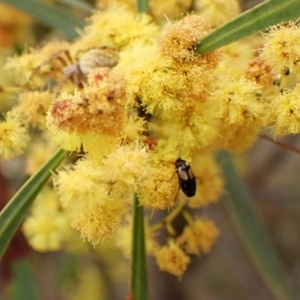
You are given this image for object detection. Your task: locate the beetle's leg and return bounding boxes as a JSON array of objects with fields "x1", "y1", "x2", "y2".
[{"x1": 173, "y1": 186, "x2": 180, "y2": 201}]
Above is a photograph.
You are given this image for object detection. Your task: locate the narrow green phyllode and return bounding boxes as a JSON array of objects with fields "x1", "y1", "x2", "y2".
[
  {"x1": 0, "y1": 149, "x2": 66, "y2": 259},
  {"x1": 196, "y1": 0, "x2": 300, "y2": 54},
  {"x1": 217, "y1": 151, "x2": 298, "y2": 300},
  {"x1": 130, "y1": 194, "x2": 148, "y2": 300}
]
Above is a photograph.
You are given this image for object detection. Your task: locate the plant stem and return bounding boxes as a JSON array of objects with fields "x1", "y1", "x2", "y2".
[
  {"x1": 129, "y1": 2, "x2": 150, "y2": 299},
  {"x1": 259, "y1": 134, "x2": 300, "y2": 155},
  {"x1": 149, "y1": 197, "x2": 187, "y2": 232},
  {"x1": 130, "y1": 194, "x2": 148, "y2": 300}
]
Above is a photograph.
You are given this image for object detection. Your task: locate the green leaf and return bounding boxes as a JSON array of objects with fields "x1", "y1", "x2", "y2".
[
  {"x1": 196, "y1": 0, "x2": 300, "y2": 54},
  {"x1": 130, "y1": 195, "x2": 148, "y2": 300},
  {"x1": 57, "y1": 0, "x2": 93, "y2": 13},
  {"x1": 11, "y1": 260, "x2": 39, "y2": 300},
  {"x1": 137, "y1": 0, "x2": 149, "y2": 13},
  {"x1": 217, "y1": 151, "x2": 298, "y2": 300},
  {"x1": 0, "y1": 149, "x2": 66, "y2": 259},
  {"x1": 131, "y1": 0, "x2": 149, "y2": 296},
  {"x1": 2, "y1": 0, "x2": 85, "y2": 39}
]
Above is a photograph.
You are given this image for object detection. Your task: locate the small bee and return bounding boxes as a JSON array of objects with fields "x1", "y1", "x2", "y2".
[
  {"x1": 175, "y1": 158, "x2": 196, "y2": 197},
  {"x1": 68, "y1": 46, "x2": 119, "y2": 79},
  {"x1": 28, "y1": 46, "x2": 119, "y2": 86}
]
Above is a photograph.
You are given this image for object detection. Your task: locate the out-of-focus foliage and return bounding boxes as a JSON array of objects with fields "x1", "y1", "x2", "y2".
[{"x1": 1, "y1": 1, "x2": 300, "y2": 300}]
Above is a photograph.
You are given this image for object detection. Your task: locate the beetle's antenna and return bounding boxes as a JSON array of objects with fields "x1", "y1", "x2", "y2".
[{"x1": 178, "y1": 142, "x2": 184, "y2": 157}]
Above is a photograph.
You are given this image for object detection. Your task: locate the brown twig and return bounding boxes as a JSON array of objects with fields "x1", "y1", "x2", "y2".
[{"x1": 259, "y1": 133, "x2": 300, "y2": 155}]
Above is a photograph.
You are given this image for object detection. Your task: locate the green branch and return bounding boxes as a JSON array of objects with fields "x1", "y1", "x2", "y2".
[{"x1": 130, "y1": 194, "x2": 148, "y2": 300}]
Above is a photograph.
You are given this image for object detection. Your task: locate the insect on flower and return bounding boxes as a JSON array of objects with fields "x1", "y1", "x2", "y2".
[
  {"x1": 175, "y1": 158, "x2": 196, "y2": 197},
  {"x1": 28, "y1": 46, "x2": 119, "y2": 86}
]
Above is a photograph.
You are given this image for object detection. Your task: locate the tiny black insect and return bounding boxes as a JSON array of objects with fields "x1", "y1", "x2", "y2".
[{"x1": 175, "y1": 158, "x2": 196, "y2": 197}]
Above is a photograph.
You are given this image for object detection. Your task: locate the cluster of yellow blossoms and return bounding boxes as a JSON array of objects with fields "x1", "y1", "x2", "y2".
[{"x1": 2, "y1": 0, "x2": 300, "y2": 277}]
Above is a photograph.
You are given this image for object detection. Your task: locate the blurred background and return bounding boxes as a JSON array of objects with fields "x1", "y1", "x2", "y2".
[{"x1": 1, "y1": 0, "x2": 300, "y2": 299}]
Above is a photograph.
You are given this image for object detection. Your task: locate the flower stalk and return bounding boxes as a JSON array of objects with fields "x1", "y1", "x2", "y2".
[{"x1": 130, "y1": 194, "x2": 148, "y2": 300}]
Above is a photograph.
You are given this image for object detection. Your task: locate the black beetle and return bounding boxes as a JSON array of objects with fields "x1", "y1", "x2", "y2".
[{"x1": 175, "y1": 158, "x2": 196, "y2": 197}]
